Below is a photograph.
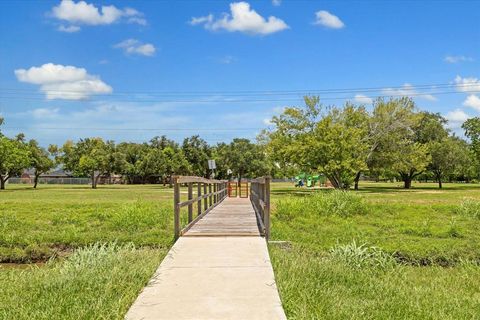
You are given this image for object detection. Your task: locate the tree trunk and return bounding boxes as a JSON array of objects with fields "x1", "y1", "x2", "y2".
[
  {"x1": 435, "y1": 172, "x2": 443, "y2": 189},
  {"x1": 34, "y1": 174, "x2": 39, "y2": 189},
  {"x1": 354, "y1": 171, "x2": 361, "y2": 191},
  {"x1": 404, "y1": 177, "x2": 412, "y2": 189},
  {"x1": 91, "y1": 172, "x2": 96, "y2": 189},
  {"x1": 95, "y1": 174, "x2": 102, "y2": 188},
  {"x1": 327, "y1": 175, "x2": 340, "y2": 189},
  {"x1": 0, "y1": 177, "x2": 5, "y2": 190}
]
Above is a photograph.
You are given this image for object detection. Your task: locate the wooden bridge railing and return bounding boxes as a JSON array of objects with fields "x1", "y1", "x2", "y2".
[
  {"x1": 173, "y1": 176, "x2": 227, "y2": 239},
  {"x1": 250, "y1": 176, "x2": 271, "y2": 240}
]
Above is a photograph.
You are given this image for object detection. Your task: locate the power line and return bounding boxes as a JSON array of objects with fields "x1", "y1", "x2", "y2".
[
  {"x1": 0, "y1": 82, "x2": 476, "y2": 96},
  {"x1": 3, "y1": 126, "x2": 264, "y2": 132},
  {"x1": 0, "y1": 89, "x2": 469, "y2": 103}
]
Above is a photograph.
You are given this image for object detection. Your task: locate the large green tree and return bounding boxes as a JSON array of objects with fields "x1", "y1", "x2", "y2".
[
  {"x1": 362, "y1": 98, "x2": 420, "y2": 189},
  {"x1": 369, "y1": 99, "x2": 433, "y2": 188},
  {"x1": 264, "y1": 97, "x2": 369, "y2": 189},
  {"x1": 58, "y1": 138, "x2": 126, "y2": 188},
  {"x1": 463, "y1": 117, "x2": 480, "y2": 164},
  {"x1": 28, "y1": 139, "x2": 55, "y2": 188},
  {"x1": 429, "y1": 137, "x2": 469, "y2": 188},
  {"x1": 136, "y1": 147, "x2": 167, "y2": 183},
  {"x1": 217, "y1": 138, "x2": 269, "y2": 181},
  {"x1": 182, "y1": 135, "x2": 211, "y2": 177},
  {"x1": 162, "y1": 146, "x2": 190, "y2": 186},
  {"x1": 116, "y1": 142, "x2": 150, "y2": 183},
  {"x1": 0, "y1": 136, "x2": 30, "y2": 190}
]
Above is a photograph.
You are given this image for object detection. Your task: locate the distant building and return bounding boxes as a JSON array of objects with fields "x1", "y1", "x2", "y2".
[{"x1": 20, "y1": 169, "x2": 72, "y2": 183}]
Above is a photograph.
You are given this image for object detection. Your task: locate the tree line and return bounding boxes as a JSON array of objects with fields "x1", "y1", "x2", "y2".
[
  {"x1": 1, "y1": 96, "x2": 479, "y2": 190},
  {"x1": 262, "y1": 97, "x2": 480, "y2": 189},
  {"x1": 0, "y1": 117, "x2": 270, "y2": 190}
]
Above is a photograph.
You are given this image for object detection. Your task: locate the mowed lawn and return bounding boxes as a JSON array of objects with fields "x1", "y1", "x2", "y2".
[{"x1": 0, "y1": 182, "x2": 479, "y2": 319}]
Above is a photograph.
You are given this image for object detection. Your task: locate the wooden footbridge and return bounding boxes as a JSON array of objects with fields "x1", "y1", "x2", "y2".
[
  {"x1": 173, "y1": 176, "x2": 270, "y2": 239},
  {"x1": 126, "y1": 176, "x2": 286, "y2": 320}
]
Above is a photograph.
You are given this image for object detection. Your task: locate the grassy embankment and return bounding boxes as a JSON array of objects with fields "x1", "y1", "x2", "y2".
[
  {"x1": 0, "y1": 184, "x2": 178, "y2": 320},
  {"x1": 269, "y1": 182, "x2": 480, "y2": 319}
]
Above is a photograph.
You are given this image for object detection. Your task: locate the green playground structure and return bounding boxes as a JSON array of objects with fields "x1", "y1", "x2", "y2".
[{"x1": 294, "y1": 173, "x2": 327, "y2": 188}]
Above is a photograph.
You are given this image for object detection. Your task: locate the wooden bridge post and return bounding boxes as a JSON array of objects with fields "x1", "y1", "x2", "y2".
[
  {"x1": 213, "y1": 183, "x2": 217, "y2": 204},
  {"x1": 188, "y1": 182, "x2": 193, "y2": 223},
  {"x1": 197, "y1": 183, "x2": 202, "y2": 216},
  {"x1": 173, "y1": 176, "x2": 180, "y2": 240},
  {"x1": 203, "y1": 183, "x2": 208, "y2": 211},
  {"x1": 209, "y1": 183, "x2": 212, "y2": 207},
  {"x1": 264, "y1": 177, "x2": 271, "y2": 241}
]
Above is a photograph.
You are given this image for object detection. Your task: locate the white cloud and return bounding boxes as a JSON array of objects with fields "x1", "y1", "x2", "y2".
[
  {"x1": 51, "y1": 0, "x2": 146, "y2": 31},
  {"x1": 463, "y1": 94, "x2": 480, "y2": 112},
  {"x1": 314, "y1": 10, "x2": 345, "y2": 29},
  {"x1": 382, "y1": 83, "x2": 437, "y2": 101},
  {"x1": 15, "y1": 63, "x2": 112, "y2": 100},
  {"x1": 219, "y1": 55, "x2": 236, "y2": 64},
  {"x1": 354, "y1": 94, "x2": 373, "y2": 104},
  {"x1": 444, "y1": 55, "x2": 474, "y2": 63},
  {"x1": 114, "y1": 39, "x2": 156, "y2": 57},
  {"x1": 190, "y1": 2, "x2": 289, "y2": 35},
  {"x1": 445, "y1": 109, "x2": 471, "y2": 129},
  {"x1": 31, "y1": 108, "x2": 60, "y2": 119},
  {"x1": 272, "y1": 0, "x2": 281, "y2": 6},
  {"x1": 190, "y1": 15, "x2": 214, "y2": 26},
  {"x1": 57, "y1": 25, "x2": 81, "y2": 32},
  {"x1": 454, "y1": 75, "x2": 480, "y2": 93}
]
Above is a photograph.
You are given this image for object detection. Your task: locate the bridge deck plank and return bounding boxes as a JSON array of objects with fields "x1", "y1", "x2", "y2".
[{"x1": 183, "y1": 197, "x2": 260, "y2": 237}]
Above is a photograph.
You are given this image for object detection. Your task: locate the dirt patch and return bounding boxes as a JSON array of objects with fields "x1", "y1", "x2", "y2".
[{"x1": 0, "y1": 262, "x2": 45, "y2": 270}]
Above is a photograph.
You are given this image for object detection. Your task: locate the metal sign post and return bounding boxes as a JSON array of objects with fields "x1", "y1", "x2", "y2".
[{"x1": 208, "y1": 160, "x2": 216, "y2": 178}]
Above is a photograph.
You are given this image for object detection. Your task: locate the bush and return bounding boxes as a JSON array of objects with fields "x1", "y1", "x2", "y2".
[
  {"x1": 329, "y1": 240, "x2": 397, "y2": 270},
  {"x1": 455, "y1": 199, "x2": 480, "y2": 219},
  {"x1": 276, "y1": 190, "x2": 368, "y2": 220}
]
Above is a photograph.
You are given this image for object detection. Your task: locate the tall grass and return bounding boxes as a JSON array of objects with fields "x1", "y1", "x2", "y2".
[
  {"x1": 456, "y1": 199, "x2": 480, "y2": 219},
  {"x1": 0, "y1": 243, "x2": 165, "y2": 320},
  {"x1": 329, "y1": 240, "x2": 397, "y2": 270},
  {"x1": 276, "y1": 190, "x2": 367, "y2": 221}
]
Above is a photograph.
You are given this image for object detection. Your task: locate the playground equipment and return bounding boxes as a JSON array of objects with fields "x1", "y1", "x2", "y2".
[{"x1": 295, "y1": 173, "x2": 328, "y2": 188}]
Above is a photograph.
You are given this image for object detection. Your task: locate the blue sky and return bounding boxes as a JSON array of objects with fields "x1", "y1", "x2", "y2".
[{"x1": 0, "y1": 0, "x2": 479, "y2": 146}]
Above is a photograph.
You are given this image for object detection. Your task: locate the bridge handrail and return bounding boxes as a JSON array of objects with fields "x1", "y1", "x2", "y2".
[
  {"x1": 173, "y1": 176, "x2": 228, "y2": 239},
  {"x1": 250, "y1": 176, "x2": 271, "y2": 240}
]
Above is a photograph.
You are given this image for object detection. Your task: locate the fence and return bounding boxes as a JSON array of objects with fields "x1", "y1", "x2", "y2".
[
  {"x1": 8, "y1": 177, "x2": 91, "y2": 185},
  {"x1": 249, "y1": 176, "x2": 271, "y2": 240},
  {"x1": 173, "y1": 176, "x2": 228, "y2": 240}
]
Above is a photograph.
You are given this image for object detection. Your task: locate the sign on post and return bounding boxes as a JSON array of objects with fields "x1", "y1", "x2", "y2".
[{"x1": 208, "y1": 160, "x2": 216, "y2": 170}]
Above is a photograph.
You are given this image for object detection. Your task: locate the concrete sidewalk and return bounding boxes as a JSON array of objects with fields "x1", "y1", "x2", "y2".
[{"x1": 125, "y1": 237, "x2": 286, "y2": 320}]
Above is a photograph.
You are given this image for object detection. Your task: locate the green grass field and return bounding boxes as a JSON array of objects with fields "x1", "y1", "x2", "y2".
[
  {"x1": 268, "y1": 182, "x2": 480, "y2": 319},
  {"x1": 1, "y1": 182, "x2": 479, "y2": 319}
]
